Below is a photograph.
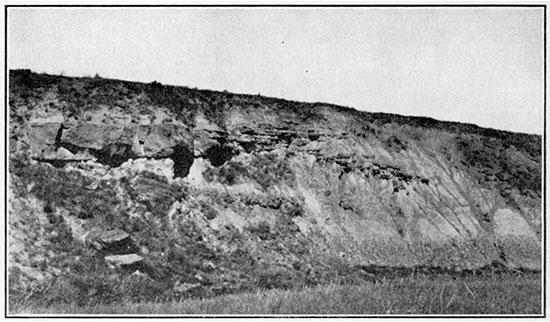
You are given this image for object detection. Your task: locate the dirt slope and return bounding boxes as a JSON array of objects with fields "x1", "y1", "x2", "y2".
[{"x1": 8, "y1": 69, "x2": 542, "y2": 304}]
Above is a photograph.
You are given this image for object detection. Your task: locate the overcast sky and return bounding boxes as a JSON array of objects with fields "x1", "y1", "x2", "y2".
[{"x1": 8, "y1": 7, "x2": 544, "y2": 134}]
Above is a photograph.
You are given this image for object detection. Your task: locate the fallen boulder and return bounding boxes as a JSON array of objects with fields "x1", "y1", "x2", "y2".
[
  {"x1": 105, "y1": 254, "x2": 144, "y2": 269},
  {"x1": 174, "y1": 282, "x2": 201, "y2": 293},
  {"x1": 86, "y1": 229, "x2": 139, "y2": 255}
]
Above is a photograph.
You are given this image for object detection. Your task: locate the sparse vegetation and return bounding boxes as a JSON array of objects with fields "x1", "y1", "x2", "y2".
[
  {"x1": 249, "y1": 153, "x2": 295, "y2": 190},
  {"x1": 203, "y1": 160, "x2": 248, "y2": 184},
  {"x1": 456, "y1": 134, "x2": 541, "y2": 198},
  {"x1": 10, "y1": 162, "x2": 121, "y2": 224},
  {"x1": 203, "y1": 153, "x2": 295, "y2": 190}
]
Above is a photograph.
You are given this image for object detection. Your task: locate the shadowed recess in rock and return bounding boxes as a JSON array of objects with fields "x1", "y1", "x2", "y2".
[
  {"x1": 203, "y1": 144, "x2": 238, "y2": 167},
  {"x1": 96, "y1": 143, "x2": 136, "y2": 167},
  {"x1": 172, "y1": 143, "x2": 194, "y2": 178}
]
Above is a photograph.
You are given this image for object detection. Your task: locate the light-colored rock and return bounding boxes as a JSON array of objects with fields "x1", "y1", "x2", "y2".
[
  {"x1": 174, "y1": 282, "x2": 201, "y2": 293},
  {"x1": 16, "y1": 265, "x2": 46, "y2": 281},
  {"x1": 104, "y1": 254, "x2": 143, "y2": 268},
  {"x1": 56, "y1": 146, "x2": 75, "y2": 160},
  {"x1": 494, "y1": 208, "x2": 538, "y2": 239}
]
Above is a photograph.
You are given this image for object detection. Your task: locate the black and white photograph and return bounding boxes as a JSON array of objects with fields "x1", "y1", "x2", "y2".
[{"x1": 3, "y1": 4, "x2": 546, "y2": 317}]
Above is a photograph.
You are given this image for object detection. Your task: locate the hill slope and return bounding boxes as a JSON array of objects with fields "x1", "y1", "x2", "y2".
[{"x1": 8, "y1": 69, "x2": 542, "y2": 306}]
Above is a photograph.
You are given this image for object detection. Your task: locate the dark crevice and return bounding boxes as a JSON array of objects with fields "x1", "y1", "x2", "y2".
[
  {"x1": 204, "y1": 144, "x2": 238, "y2": 167},
  {"x1": 308, "y1": 134, "x2": 321, "y2": 140},
  {"x1": 495, "y1": 243, "x2": 508, "y2": 263},
  {"x1": 54, "y1": 124, "x2": 65, "y2": 149},
  {"x1": 172, "y1": 143, "x2": 194, "y2": 178},
  {"x1": 95, "y1": 143, "x2": 136, "y2": 167},
  {"x1": 239, "y1": 141, "x2": 256, "y2": 153}
]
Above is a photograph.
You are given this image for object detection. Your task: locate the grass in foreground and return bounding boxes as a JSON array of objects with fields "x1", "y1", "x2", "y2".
[{"x1": 11, "y1": 273, "x2": 541, "y2": 315}]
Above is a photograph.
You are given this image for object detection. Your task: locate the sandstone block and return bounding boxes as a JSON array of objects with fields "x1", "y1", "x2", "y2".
[
  {"x1": 105, "y1": 254, "x2": 144, "y2": 268},
  {"x1": 86, "y1": 229, "x2": 139, "y2": 255}
]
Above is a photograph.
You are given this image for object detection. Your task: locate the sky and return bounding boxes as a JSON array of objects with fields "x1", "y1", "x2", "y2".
[{"x1": 8, "y1": 7, "x2": 544, "y2": 134}]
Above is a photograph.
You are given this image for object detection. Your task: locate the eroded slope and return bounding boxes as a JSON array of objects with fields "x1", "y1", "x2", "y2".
[{"x1": 8, "y1": 70, "x2": 542, "y2": 305}]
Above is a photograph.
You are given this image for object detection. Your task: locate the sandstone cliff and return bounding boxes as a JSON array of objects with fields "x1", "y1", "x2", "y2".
[{"x1": 8, "y1": 69, "x2": 542, "y2": 303}]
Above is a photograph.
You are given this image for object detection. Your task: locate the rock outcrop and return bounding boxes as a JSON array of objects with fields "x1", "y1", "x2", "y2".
[
  {"x1": 8, "y1": 70, "x2": 542, "y2": 302},
  {"x1": 26, "y1": 119, "x2": 194, "y2": 176}
]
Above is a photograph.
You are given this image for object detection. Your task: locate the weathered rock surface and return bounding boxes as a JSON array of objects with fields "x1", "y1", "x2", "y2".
[
  {"x1": 59, "y1": 122, "x2": 193, "y2": 159},
  {"x1": 27, "y1": 122, "x2": 61, "y2": 159},
  {"x1": 25, "y1": 119, "x2": 194, "y2": 175}
]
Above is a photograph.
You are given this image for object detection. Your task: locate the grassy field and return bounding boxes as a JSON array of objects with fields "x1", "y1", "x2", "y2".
[{"x1": 10, "y1": 273, "x2": 541, "y2": 316}]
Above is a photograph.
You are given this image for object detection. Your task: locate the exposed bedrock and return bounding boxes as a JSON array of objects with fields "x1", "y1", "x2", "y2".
[
  {"x1": 26, "y1": 121, "x2": 194, "y2": 176},
  {"x1": 20, "y1": 115, "x2": 542, "y2": 271}
]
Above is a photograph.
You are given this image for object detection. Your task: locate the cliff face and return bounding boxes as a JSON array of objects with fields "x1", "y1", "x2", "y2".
[{"x1": 8, "y1": 70, "x2": 542, "y2": 301}]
